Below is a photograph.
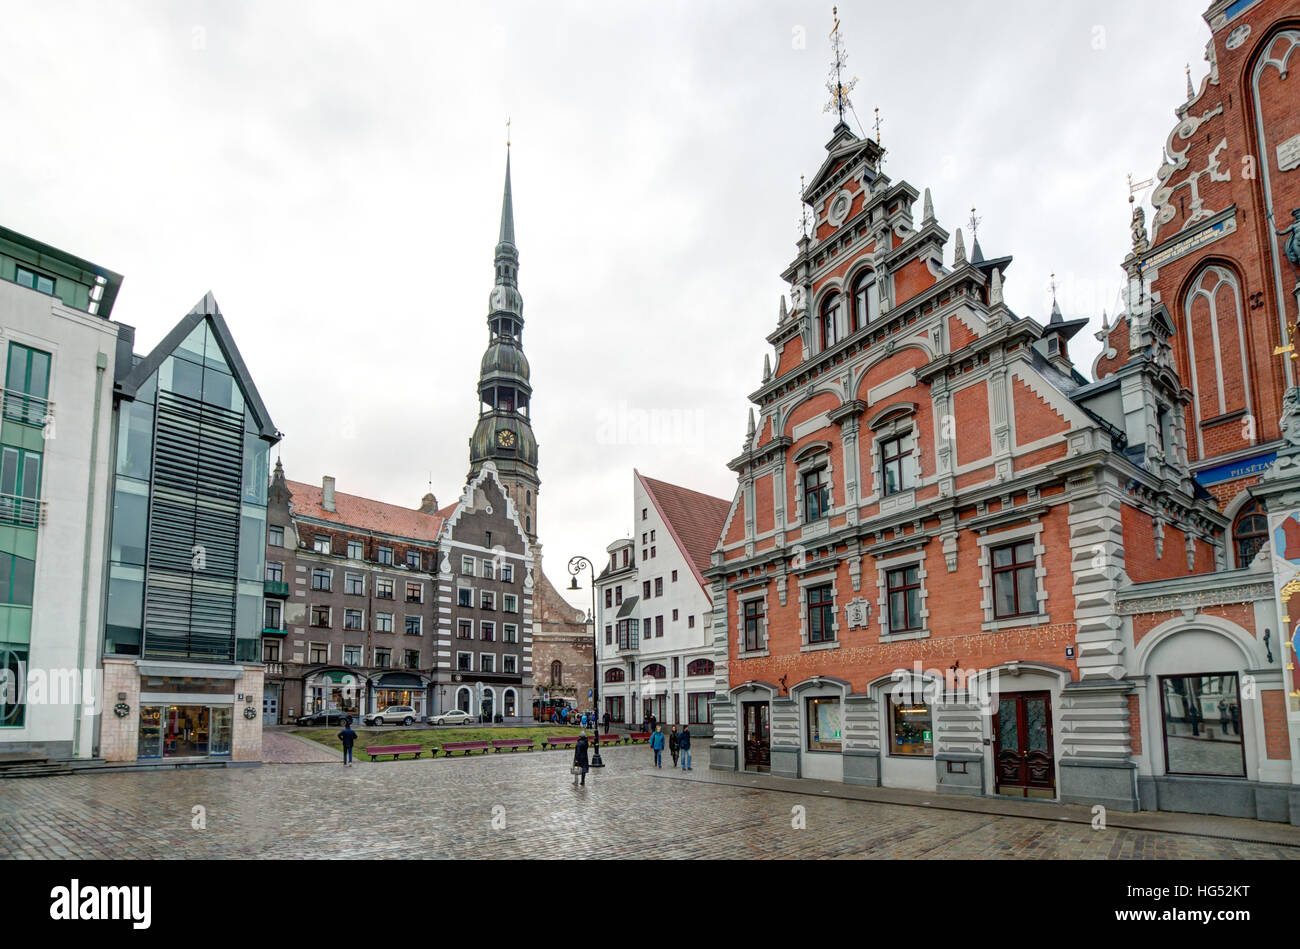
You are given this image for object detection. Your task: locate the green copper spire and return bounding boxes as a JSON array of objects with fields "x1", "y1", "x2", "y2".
[{"x1": 499, "y1": 151, "x2": 515, "y2": 247}]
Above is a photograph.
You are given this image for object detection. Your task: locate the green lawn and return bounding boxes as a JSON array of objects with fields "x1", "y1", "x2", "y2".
[{"x1": 292, "y1": 725, "x2": 600, "y2": 761}]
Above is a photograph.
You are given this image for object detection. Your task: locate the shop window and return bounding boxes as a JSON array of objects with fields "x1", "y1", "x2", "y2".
[
  {"x1": 0, "y1": 646, "x2": 27, "y2": 726},
  {"x1": 688, "y1": 691, "x2": 715, "y2": 724},
  {"x1": 888, "y1": 696, "x2": 934, "y2": 757},
  {"x1": 887, "y1": 565, "x2": 922, "y2": 632},
  {"x1": 992, "y1": 541, "x2": 1037, "y2": 618},
  {"x1": 807, "y1": 584, "x2": 835, "y2": 644},
  {"x1": 1233, "y1": 500, "x2": 1267, "y2": 568},
  {"x1": 1159, "y1": 673, "x2": 1245, "y2": 776},
  {"x1": 802, "y1": 466, "x2": 830, "y2": 522},
  {"x1": 806, "y1": 696, "x2": 842, "y2": 752}
]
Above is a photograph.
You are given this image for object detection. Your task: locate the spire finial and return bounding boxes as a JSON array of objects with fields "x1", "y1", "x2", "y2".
[
  {"x1": 922, "y1": 187, "x2": 934, "y2": 223},
  {"x1": 506, "y1": 116, "x2": 511, "y2": 149},
  {"x1": 1185, "y1": 63, "x2": 1194, "y2": 100},
  {"x1": 823, "y1": 8, "x2": 857, "y2": 123},
  {"x1": 968, "y1": 206, "x2": 981, "y2": 243},
  {"x1": 874, "y1": 106, "x2": 881, "y2": 144},
  {"x1": 953, "y1": 226, "x2": 966, "y2": 265},
  {"x1": 799, "y1": 174, "x2": 812, "y2": 237},
  {"x1": 1050, "y1": 272, "x2": 1063, "y2": 321}
]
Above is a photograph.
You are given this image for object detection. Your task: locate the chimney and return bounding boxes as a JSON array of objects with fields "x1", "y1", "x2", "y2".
[
  {"x1": 419, "y1": 492, "x2": 439, "y2": 514},
  {"x1": 322, "y1": 476, "x2": 336, "y2": 513}
]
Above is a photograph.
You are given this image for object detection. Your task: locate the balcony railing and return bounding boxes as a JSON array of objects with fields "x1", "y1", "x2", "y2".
[
  {"x1": 264, "y1": 579, "x2": 290, "y2": 597},
  {"x1": 264, "y1": 661, "x2": 284, "y2": 675},
  {"x1": 0, "y1": 494, "x2": 45, "y2": 528},
  {"x1": 0, "y1": 388, "x2": 53, "y2": 427}
]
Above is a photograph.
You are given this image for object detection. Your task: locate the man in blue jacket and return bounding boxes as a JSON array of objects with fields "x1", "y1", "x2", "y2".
[
  {"x1": 678, "y1": 725, "x2": 692, "y2": 771},
  {"x1": 649, "y1": 725, "x2": 666, "y2": 767}
]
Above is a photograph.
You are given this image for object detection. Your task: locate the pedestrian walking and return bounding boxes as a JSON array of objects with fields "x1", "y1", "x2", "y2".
[
  {"x1": 679, "y1": 725, "x2": 692, "y2": 770},
  {"x1": 572, "y1": 731, "x2": 590, "y2": 787},
  {"x1": 648, "y1": 713, "x2": 657, "y2": 735},
  {"x1": 337, "y1": 722, "x2": 357, "y2": 767},
  {"x1": 1218, "y1": 698, "x2": 1232, "y2": 735},
  {"x1": 650, "y1": 725, "x2": 666, "y2": 768},
  {"x1": 603, "y1": 710, "x2": 612, "y2": 734},
  {"x1": 668, "y1": 725, "x2": 680, "y2": 767}
]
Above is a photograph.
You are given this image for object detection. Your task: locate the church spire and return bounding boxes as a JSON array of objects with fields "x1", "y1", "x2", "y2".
[{"x1": 499, "y1": 149, "x2": 516, "y2": 247}]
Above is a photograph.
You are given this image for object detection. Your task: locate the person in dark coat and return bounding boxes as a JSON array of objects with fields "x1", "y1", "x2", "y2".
[
  {"x1": 572, "y1": 732, "x2": 590, "y2": 786},
  {"x1": 603, "y1": 710, "x2": 611, "y2": 734},
  {"x1": 679, "y1": 725, "x2": 692, "y2": 770},
  {"x1": 337, "y1": 723, "x2": 357, "y2": 767},
  {"x1": 668, "y1": 725, "x2": 680, "y2": 768}
]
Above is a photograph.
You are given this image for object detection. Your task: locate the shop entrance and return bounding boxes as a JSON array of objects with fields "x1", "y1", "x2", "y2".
[
  {"x1": 138, "y1": 704, "x2": 233, "y2": 758},
  {"x1": 993, "y1": 691, "x2": 1055, "y2": 798},
  {"x1": 742, "y1": 701, "x2": 770, "y2": 772}
]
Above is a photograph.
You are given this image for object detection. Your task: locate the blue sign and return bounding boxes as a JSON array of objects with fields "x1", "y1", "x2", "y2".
[{"x1": 1194, "y1": 452, "x2": 1276, "y2": 487}]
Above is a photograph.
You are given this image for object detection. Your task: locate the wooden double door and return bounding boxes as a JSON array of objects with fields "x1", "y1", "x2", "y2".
[
  {"x1": 743, "y1": 701, "x2": 770, "y2": 772},
  {"x1": 993, "y1": 691, "x2": 1055, "y2": 798}
]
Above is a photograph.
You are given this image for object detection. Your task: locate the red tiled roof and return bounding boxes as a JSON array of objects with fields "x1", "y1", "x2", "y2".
[
  {"x1": 286, "y1": 479, "x2": 445, "y2": 542},
  {"x1": 636, "y1": 471, "x2": 731, "y2": 588}
]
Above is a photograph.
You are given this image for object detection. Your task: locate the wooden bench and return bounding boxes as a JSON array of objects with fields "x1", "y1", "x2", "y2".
[
  {"x1": 594, "y1": 733, "x2": 624, "y2": 745},
  {"x1": 441, "y1": 741, "x2": 492, "y2": 756},
  {"x1": 363, "y1": 744, "x2": 424, "y2": 761},
  {"x1": 491, "y1": 738, "x2": 535, "y2": 752},
  {"x1": 629, "y1": 732, "x2": 652, "y2": 743},
  {"x1": 542, "y1": 736, "x2": 579, "y2": 750}
]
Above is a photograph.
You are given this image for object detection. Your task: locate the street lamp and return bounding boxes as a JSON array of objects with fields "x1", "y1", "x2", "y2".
[{"x1": 568, "y1": 555, "x2": 602, "y2": 769}]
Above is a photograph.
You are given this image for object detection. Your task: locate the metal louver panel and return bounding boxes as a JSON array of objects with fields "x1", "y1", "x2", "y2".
[{"x1": 143, "y1": 388, "x2": 244, "y2": 662}]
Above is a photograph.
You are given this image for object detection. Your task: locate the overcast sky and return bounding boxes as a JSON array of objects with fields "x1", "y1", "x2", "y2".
[{"x1": 2, "y1": 1, "x2": 1211, "y2": 608}]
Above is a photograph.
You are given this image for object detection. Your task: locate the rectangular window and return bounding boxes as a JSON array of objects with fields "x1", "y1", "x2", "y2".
[
  {"x1": 462, "y1": 556, "x2": 476, "y2": 576},
  {"x1": 262, "y1": 639, "x2": 280, "y2": 662},
  {"x1": 313, "y1": 535, "x2": 331, "y2": 554},
  {"x1": 457, "y1": 652, "x2": 472, "y2": 671},
  {"x1": 14, "y1": 266, "x2": 55, "y2": 295},
  {"x1": 1160, "y1": 674, "x2": 1245, "y2": 776},
  {"x1": 502, "y1": 623, "x2": 518, "y2": 643},
  {"x1": 268, "y1": 526, "x2": 284, "y2": 547},
  {"x1": 887, "y1": 565, "x2": 922, "y2": 633},
  {"x1": 501, "y1": 563, "x2": 513, "y2": 583},
  {"x1": 457, "y1": 586, "x2": 472, "y2": 607},
  {"x1": 605, "y1": 588, "x2": 613, "y2": 608},
  {"x1": 266, "y1": 562, "x2": 283, "y2": 582},
  {"x1": 807, "y1": 584, "x2": 835, "y2": 644},
  {"x1": 310, "y1": 605, "x2": 330, "y2": 628},
  {"x1": 263, "y1": 600, "x2": 281, "y2": 630},
  {"x1": 345, "y1": 573, "x2": 364, "y2": 596},
  {"x1": 405, "y1": 582, "x2": 423, "y2": 603},
  {"x1": 377, "y1": 546, "x2": 393, "y2": 565},
  {"x1": 672, "y1": 609, "x2": 678, "y2": 622},
  {"x1": 643, "y1": 580, "x2": 651, "y2": 599},
  {"x1": 343, "y1": 645, "x2": 361, "y2": 666},
  {"x1": 650, "y1": 546, "x2": 655, "y2": 558},
  {"x1": 605, "y1": 624, "x2": 613, "y2": 645},
  {"x1": 655, "y1": 615, "x2": 664, "y2": 637},
  {"x1": 347, "y1": 540, "x2": 363, "y2": 560},
  {"x1": 503, "y1": 593, "x2": 518, "y2": 613},
  {"x1": 503, "y1": 655, "x2": 517, "y2": 674},
  {"x1": 376, "y1": 578, "x2": 394, "y2": 600},
  {"x1": 375, "y1": 612, "x2": 394, "y2": 633},
  {"x1": 881, "y1": 434, "x2": 915, "y2": 496},
  {"x1": 643, "y1": 617, "x2": 652, "y2": 640},
  {"x1": 480, "y1": 590, "x2": 496, "y2": 611},
  {"x1": 406, "y1": 551, "x2": 421, "y2": 569},
  {"x1": 688, "y1": 692, "x2": 715, "y2": 725},
  {"x1": 481, "y1": 621, "x2": 496, "y2": 642},
  {"x1": 405, "y1": 649, "x2": 420, "y2": 669},
  {"x1": 655, "y1": 577, "x2": 663, "y2": 597},
  {"x1": 374, "y1": 648, "x2": 391, "y2": 668},
  {"x1": 888, "y1": 697, "x2": 934, "y2": 757},
  {"x1": 311, "y1": 568, "x2": 331, "y2": 592},
  {"x1": 405, "y1": 615, "x2": 422, "y2": 636},
  {"x1": 482, "y1": 560, "x2": 495, "y2": 580},
  {"x1": 673, "y1": 656, "x2": 680, "y2": 677},
  {"x1": 615, "y1": 587, "x2": 623, "y2": 605},
  {"x1": 671, "y1": 569, "x2": 678, "y2": 582},
  {"x1": 743, "y1": 600, "x2": 763, "y2": 652},
  {"x1": 457, "y1": 620, "x2": 473, "y2": 640},
  {"x1": 343, "y1": 609, "x2": 363, "y2": 630},
  {"x1": 806, "y1": 696, "x2": 842, "y2": 751},
  {"x1": 802, "y1": 467, "x2": 830, "y2": 521},
  {"x1": 309, "y1": 642, "x2": 328, "y2": 664},
  {"x1": 688, "y1": 615, "x2": 695, "y2": 629},
  {"x1": 992, "y1": 541, "x2": 1037, "y2": 619},
  {"x1": 481, "y1": 654, "x2": 496, "y2": 673}
]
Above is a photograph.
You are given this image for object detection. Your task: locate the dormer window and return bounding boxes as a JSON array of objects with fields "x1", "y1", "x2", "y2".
[
  {"x1": 820, "y1": 293, "x2": 842, "y2": 351},
  {"x1": 1046, "y1": 336, "x2": 1060, "y2": 356},
  {"x1": 852, "y1": 270, "x2": 879, "y2": 331},
  {"x1": 802, "y1": 467, "x2": 830, "y2": 522}
]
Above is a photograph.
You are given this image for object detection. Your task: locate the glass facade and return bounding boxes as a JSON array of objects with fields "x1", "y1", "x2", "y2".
[{"x1": 888, "y1": 697, "x2": 933, "y2": 757}]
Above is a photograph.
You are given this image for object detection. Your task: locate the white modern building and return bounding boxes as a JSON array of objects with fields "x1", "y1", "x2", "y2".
[
  {"x1": 594, "y1": 471, "x2": 729, "y2": 735},
  {"x1": 0, "y1": 225, "x2": 122, "y2": 760}
]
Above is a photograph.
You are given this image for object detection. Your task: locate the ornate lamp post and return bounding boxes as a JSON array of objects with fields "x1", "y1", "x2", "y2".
[{"x1": 568, "y1": 554, "x2": 602, "y2": 769}]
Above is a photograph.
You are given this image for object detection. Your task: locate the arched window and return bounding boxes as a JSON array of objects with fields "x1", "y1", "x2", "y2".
[
  {"x1": 605, "y1": 667, "x2": 625, "y2": 683},
  {"x1": 1183, "y1": 266, "x2": 1250, "y2": 455},
  {"x1": 1233, "y1": 499, "x2": 1267, "y2": 567},
  {"x1": 820, "y1": 293, "x2": 841, "y2": 351},
  {"x1": 851, "y1": 270, "x2": 878, "y2": 331},
  {"x1": 686, "y1": 658, "x2": 715, "y2": 677},
  {"x1": 550, "y1": 660, "x2": 563, "y2": 685},
  {"x1": 456, "y1": 687, "x2": 471, "y2": 713},
  {"x1": 643, "y1": 663, "x2": 667, "y2": 680},
  {"x1": 503, "y1": 689, "x2": 516, "y2": 717}
]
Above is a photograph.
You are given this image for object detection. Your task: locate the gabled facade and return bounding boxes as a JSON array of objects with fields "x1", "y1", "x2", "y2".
[
  {"x1": 595, "y1": 471, "x2": 728, "y2": 732},
  {"x1": 701, "y1": 11, "x2": 1300, "y2": 821}
]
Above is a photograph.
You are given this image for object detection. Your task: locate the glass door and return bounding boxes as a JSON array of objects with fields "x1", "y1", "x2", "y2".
[
  {"x1": 743, "y1": 701, "x2": 771, "y2": 772},
  {"x1": 994, "y1": 691, "x2": 1055, "y2": 798}
]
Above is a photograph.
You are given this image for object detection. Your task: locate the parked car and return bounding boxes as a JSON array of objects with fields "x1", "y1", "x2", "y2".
[
  {"x1": 365, "y1": 706, "x2": 417, "y2": 726},
  {"x1": 427, "y1": 708, "x2": 475, "y2": 726},
  {"x1": 295, "y1": 709, "x2": 350, "y2": 727}
]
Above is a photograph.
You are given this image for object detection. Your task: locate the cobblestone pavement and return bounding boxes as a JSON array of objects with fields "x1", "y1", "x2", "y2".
[
  {"x1": 0, "y1": 744, "x2": 1295, "y2": 859},
  {"x1": 261, "y1": 729, "x2": 341, "y2": 763}
]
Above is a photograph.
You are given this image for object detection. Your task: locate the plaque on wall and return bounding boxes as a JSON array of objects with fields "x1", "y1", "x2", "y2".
[{"x1": 1277, "y1": 134, "x2": 1300, "y2": 173}]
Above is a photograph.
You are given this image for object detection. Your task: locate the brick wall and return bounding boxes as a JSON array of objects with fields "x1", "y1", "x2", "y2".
[
  {"x1": 1261, "y1": 688, "x2": 1291, "y2": 761},
  {"x1": 1127, "y1": 694, "x2": 1142, "y2": 756}
]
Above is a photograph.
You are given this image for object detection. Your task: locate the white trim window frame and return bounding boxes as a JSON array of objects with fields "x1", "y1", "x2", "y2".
[
  {"x1": 736, "y1": 588, "x2": 770, "y2": 659},
  {"x1": 870, "y1": 407, "x2": 921, "y2": 513},
  {"x1": 873, "y1": 547, "x2": 930, "y2": 642},
  {"x1": 461, "y1": 555, "x2": 476, "y2": 576},
  {"x1": 456, "y1": 584, "x2": 474, "y2": 608},
  {"x1": 976, "y1": 521, "x2": 1049, "y2": 631},
  {"x1": 798, "y1": 572, "x2": 840, "y2": 652},
  {"x1": 792, "y1": 444, "x2": 836, "y2": 537},
  {"x1": 456, "y1": 650, "x2": 474, "y2": 672}
]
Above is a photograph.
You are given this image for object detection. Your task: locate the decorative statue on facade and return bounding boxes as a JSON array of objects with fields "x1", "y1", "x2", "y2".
[
  {"x1": 1131, "y1": 204, "x2": 1150, "y2": 256},
  {"x1": 1282, "y1": 386, "x2": 1300, "y2": 448},
  {"x1": 1277, "y1": 208, "x2": 1300, "y2": 270}
]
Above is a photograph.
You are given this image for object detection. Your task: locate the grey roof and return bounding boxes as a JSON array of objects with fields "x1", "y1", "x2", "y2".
[
  {"x1": 498, "y1": 152, "x2": 515, "y2": 247},
  {"x1": 615, "y1": 595, "x2": 640, "y2": 618},
  {"x1": 117, "y1": 291, "x2": 279, "y2": 442}
]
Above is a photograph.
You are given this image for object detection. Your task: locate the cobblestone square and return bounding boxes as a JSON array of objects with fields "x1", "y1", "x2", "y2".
[{"x1": 0, "y1": 743, "x2": 1295, "y2": 860}]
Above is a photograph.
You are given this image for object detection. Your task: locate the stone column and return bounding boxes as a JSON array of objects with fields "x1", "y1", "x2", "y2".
[
  {"x1": 842, "y1": 694, "x2": 880, "y2": 786},
  {"x1": 707, "y1": 573, "x2": 739, "y2": 771}
]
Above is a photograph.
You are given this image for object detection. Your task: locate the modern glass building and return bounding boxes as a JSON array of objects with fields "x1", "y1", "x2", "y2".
[{"x1": 99, "y1": 291, "x2": 279, "y2": 763}]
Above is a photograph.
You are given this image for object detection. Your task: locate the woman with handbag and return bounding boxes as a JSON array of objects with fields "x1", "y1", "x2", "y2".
[{"x1": 572, "y1": 732, "x2": 590, "y2": 786}]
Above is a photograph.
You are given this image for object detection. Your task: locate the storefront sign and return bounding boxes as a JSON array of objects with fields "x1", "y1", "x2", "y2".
[
  {"x1": 1194, "y1": 451, "x2": 1276, "y2": 487},
  {"x1": 1139, "y1": 214, "x2": 1237, "y2": 273}
]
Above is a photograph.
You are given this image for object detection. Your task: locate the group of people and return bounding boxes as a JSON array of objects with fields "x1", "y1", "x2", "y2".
[{"x1": 648, "y1": 724, "x2": 691, "y2": 770}]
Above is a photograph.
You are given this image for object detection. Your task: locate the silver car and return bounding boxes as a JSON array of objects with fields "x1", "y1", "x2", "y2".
[
  {"x1": 428, "y1": 708, "x2": 475, "y2": 726},
  {"x1": 365, "y1": 705, "x2": 416, "y2": 726}
]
